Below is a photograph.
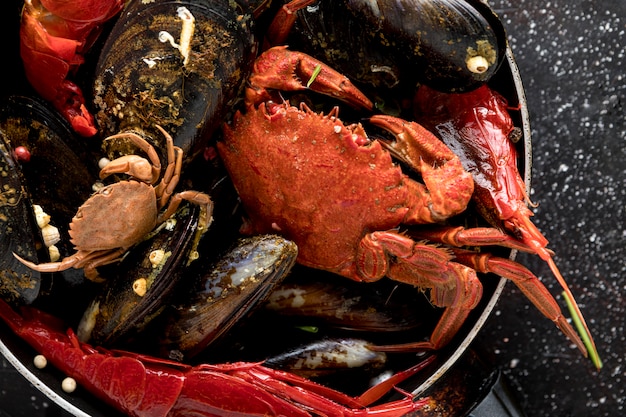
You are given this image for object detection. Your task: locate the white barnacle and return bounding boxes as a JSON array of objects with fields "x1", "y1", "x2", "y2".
[
  {"x1": 158, "y1": 6, "x2": 195, "y2": 66},
  {"x1": 143, "y1": 57, "x2": 157, "y2": 68},
  {"x1": 165, "y1": 218, "x2": 177, "y2": 231},
  {"x1": 92, "y1": 181, "x2": 105, "y2": 193},
  {"x1": 149, "y1": 249, "x2": 165, "y2": 267},
  {"x1": 41, "y1": 224, "x2": 61, "y2": 247},
  {"x1": 48, "y1": 245, "x2": 60, "y2": 262},
  {"x1": 466, "y1": 55, "x2": 489, "y2": 74},
  {"x1": 33, "y1": 204, "x2": 50, "y2": 228},
  {"x1": 133, "y1": 278, "x2": 148, "y2": 297}
]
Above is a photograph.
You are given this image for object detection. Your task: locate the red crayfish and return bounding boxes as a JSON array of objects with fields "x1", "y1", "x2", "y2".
[{"x1": 0, "y1": 298, "x2": 432, "y2": 417}]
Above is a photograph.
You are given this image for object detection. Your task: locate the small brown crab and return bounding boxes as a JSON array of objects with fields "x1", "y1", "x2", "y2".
[{"x1": 15, "y1": 125, "x2": 213, "y2": 281}]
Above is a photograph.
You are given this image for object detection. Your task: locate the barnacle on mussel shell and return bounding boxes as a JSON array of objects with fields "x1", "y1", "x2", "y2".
[
  {"x1": 286, "y1": 0, "x2": 507, "y2": 93},
  {"x1": 93, "y1": 0, "x2": 258, "y2": 167},
  {"x1": 77, "y1": 202, "x2": 205, "y2": 346},
  {"x1": 0, "y1": 96, "x2": 100, "y2": 307}
]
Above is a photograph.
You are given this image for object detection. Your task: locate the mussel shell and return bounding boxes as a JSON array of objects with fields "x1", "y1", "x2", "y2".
[
  {"x1": 77, "y1": 202, "x2": 204, "y2": 346},
  {"x1": 263, "y1": 338, "x2": 387, "y2": 379},
  {"x1": 0, "y1": 128, "x2": 42, "y2": 306},
  {"x1": 265, "y1": 270, "x2": 427, "y2": 333},
  {"x1": 0, "y1": 96, "x2": 100, "y2": 307},
  {"x1": 0, "y1": 97, "x2": 99, "y2": 230},
  {"x1": 288, "y1": 0, "x2": 507, "y2": 93},
  {"x1": 93, "y1": 0, "x2": 257, "y2": 166},
  {"x1": 158, "y1": 235, "x2": 298, "y2": 361}
]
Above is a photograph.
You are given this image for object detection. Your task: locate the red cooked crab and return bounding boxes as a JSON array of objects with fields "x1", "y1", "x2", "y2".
[
  {"x1": 218, "y1": 46, "x2": 482, "y2": 350},
  {"x1": 218, "y1": 46, "x2": 588, "y2": 353}
]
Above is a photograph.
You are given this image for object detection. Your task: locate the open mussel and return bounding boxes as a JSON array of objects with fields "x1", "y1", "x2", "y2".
[
  {"x1": 77, "y1": 201, "x2": 205, "y2": 346},
  {"x1": 0, "y1": 124, "x2": 43, "y2": 306},
  {"x1": 285, "y1": 0, "x2": 507, "y2": 94},
  {"x1": 158, "y1": 234, "x2": 298, "y2": 361},
  {"x1": 0, "y1": 96, "x2": 100, "y2": 309},
  {"x1": 93, "y1": 0, "x2": 258, "y2": 167}
]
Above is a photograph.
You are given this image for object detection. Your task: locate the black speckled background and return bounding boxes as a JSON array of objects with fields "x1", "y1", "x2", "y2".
[
  {"x1": 474, "y1": 0, "x2": 625, "y2": 416},
  {"x1": 1, "y1": 0, "x2": 624, "y2": 416}
]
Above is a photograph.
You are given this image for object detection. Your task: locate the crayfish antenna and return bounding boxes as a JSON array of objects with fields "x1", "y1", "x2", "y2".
[
  {"x1": 355, "y1": 355, "x2": 435, "y2": 406},
  {"x1": 507, "y1": 213, "x2": 601, "y2": 369},
  {"x1": 546, "y1": 257, "x2": 601, "y2": 370}
]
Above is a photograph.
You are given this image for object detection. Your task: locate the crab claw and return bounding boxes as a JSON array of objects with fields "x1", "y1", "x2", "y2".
[
  {"x1": 369, "y1": 115, "x2": 475, "y2": 223},
  {"x1": 245, "y1": 46, "x2": 373, "y2": 111},
  {"x1": 53, "y1": 82, "x2": 98, "y2": 137}
]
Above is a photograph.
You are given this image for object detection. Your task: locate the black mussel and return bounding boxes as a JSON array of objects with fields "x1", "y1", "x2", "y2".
[
  {"x1": 0, "y1": 127, "x2": 43, "y2": 306},
  {"x1": 158, "y1": 235, "x2": 298, "y2": 361},
  {"x1": 264, "y1": 338, "x2": 387, "y2": 379},
  {"x1": 0, "y1": 97, "x2": 99, "y2": 231},
  {"x1": 77, "y1": 202, "x2": 206, "y2": 346},
  {"x1": 265, "y1": 271, "x2": 427, "y2": 333},
  {"x1": 286, "y1": 0, "x2": 507, "y2": 94},
  {"x1": 0, "y1": 96, "x2": 100, "y2": 308},
  {"x1": 93, "y1": 0, "x2": 258, "y2": 167}
]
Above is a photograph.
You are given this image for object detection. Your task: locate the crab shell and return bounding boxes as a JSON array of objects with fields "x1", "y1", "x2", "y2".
[
  {"x1": 69, "y1": 181, "x2": 158, "y2": 251},
  {"x1": 219, "y1": 103, "x2": 412, "y2": 279}
]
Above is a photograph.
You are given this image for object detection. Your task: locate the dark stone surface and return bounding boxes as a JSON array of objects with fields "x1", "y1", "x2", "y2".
[
  {"x1": 1, "y1": 0, "x2": 624, "y2": 416},
  {"x1": 473, "y1": 0, "x2": 625, "y2": 416}
]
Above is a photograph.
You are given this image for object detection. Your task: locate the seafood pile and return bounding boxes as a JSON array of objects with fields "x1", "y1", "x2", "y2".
[{"x1": 0, "y1": 0, "x2": 601, "y2": 416}]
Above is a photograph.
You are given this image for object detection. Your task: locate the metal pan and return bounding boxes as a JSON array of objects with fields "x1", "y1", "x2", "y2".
[{"x1": 0, "y1": 1, "x2": 531, "y2": 415}]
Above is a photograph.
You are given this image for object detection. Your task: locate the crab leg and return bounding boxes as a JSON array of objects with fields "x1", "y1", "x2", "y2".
[
  {"x1": 13, "y1": 248, "x2": 126, "y2": 282},
  {"x1": 245, "y1": 46, "x2": 373, "y2": 111},
  {"x1": 263, "y1": 0, "x2": 318, "y2": 47},
  {"x1": 356, "y1": 231, "x2": 483, "y2": 351},
  {"x1": 414, "y1": 84, "x2": 599, "y2": 366},
  {"x1": 411, "y1": 225, "x2": 550, "y2": 255},
  {"x1": 409, "y1": 225, "x2": 587, "y2": 354},
  {"x1": 369, "y1": 115, "x2": 475, "y2": 223},
  {"x1": 451, "y1": 248, "x2": 587, "y2": 354}
]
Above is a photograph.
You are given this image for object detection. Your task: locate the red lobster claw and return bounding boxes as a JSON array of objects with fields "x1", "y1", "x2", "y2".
[{"x1": 19, "y1": 0, "x2": 125, "y2": 136}]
